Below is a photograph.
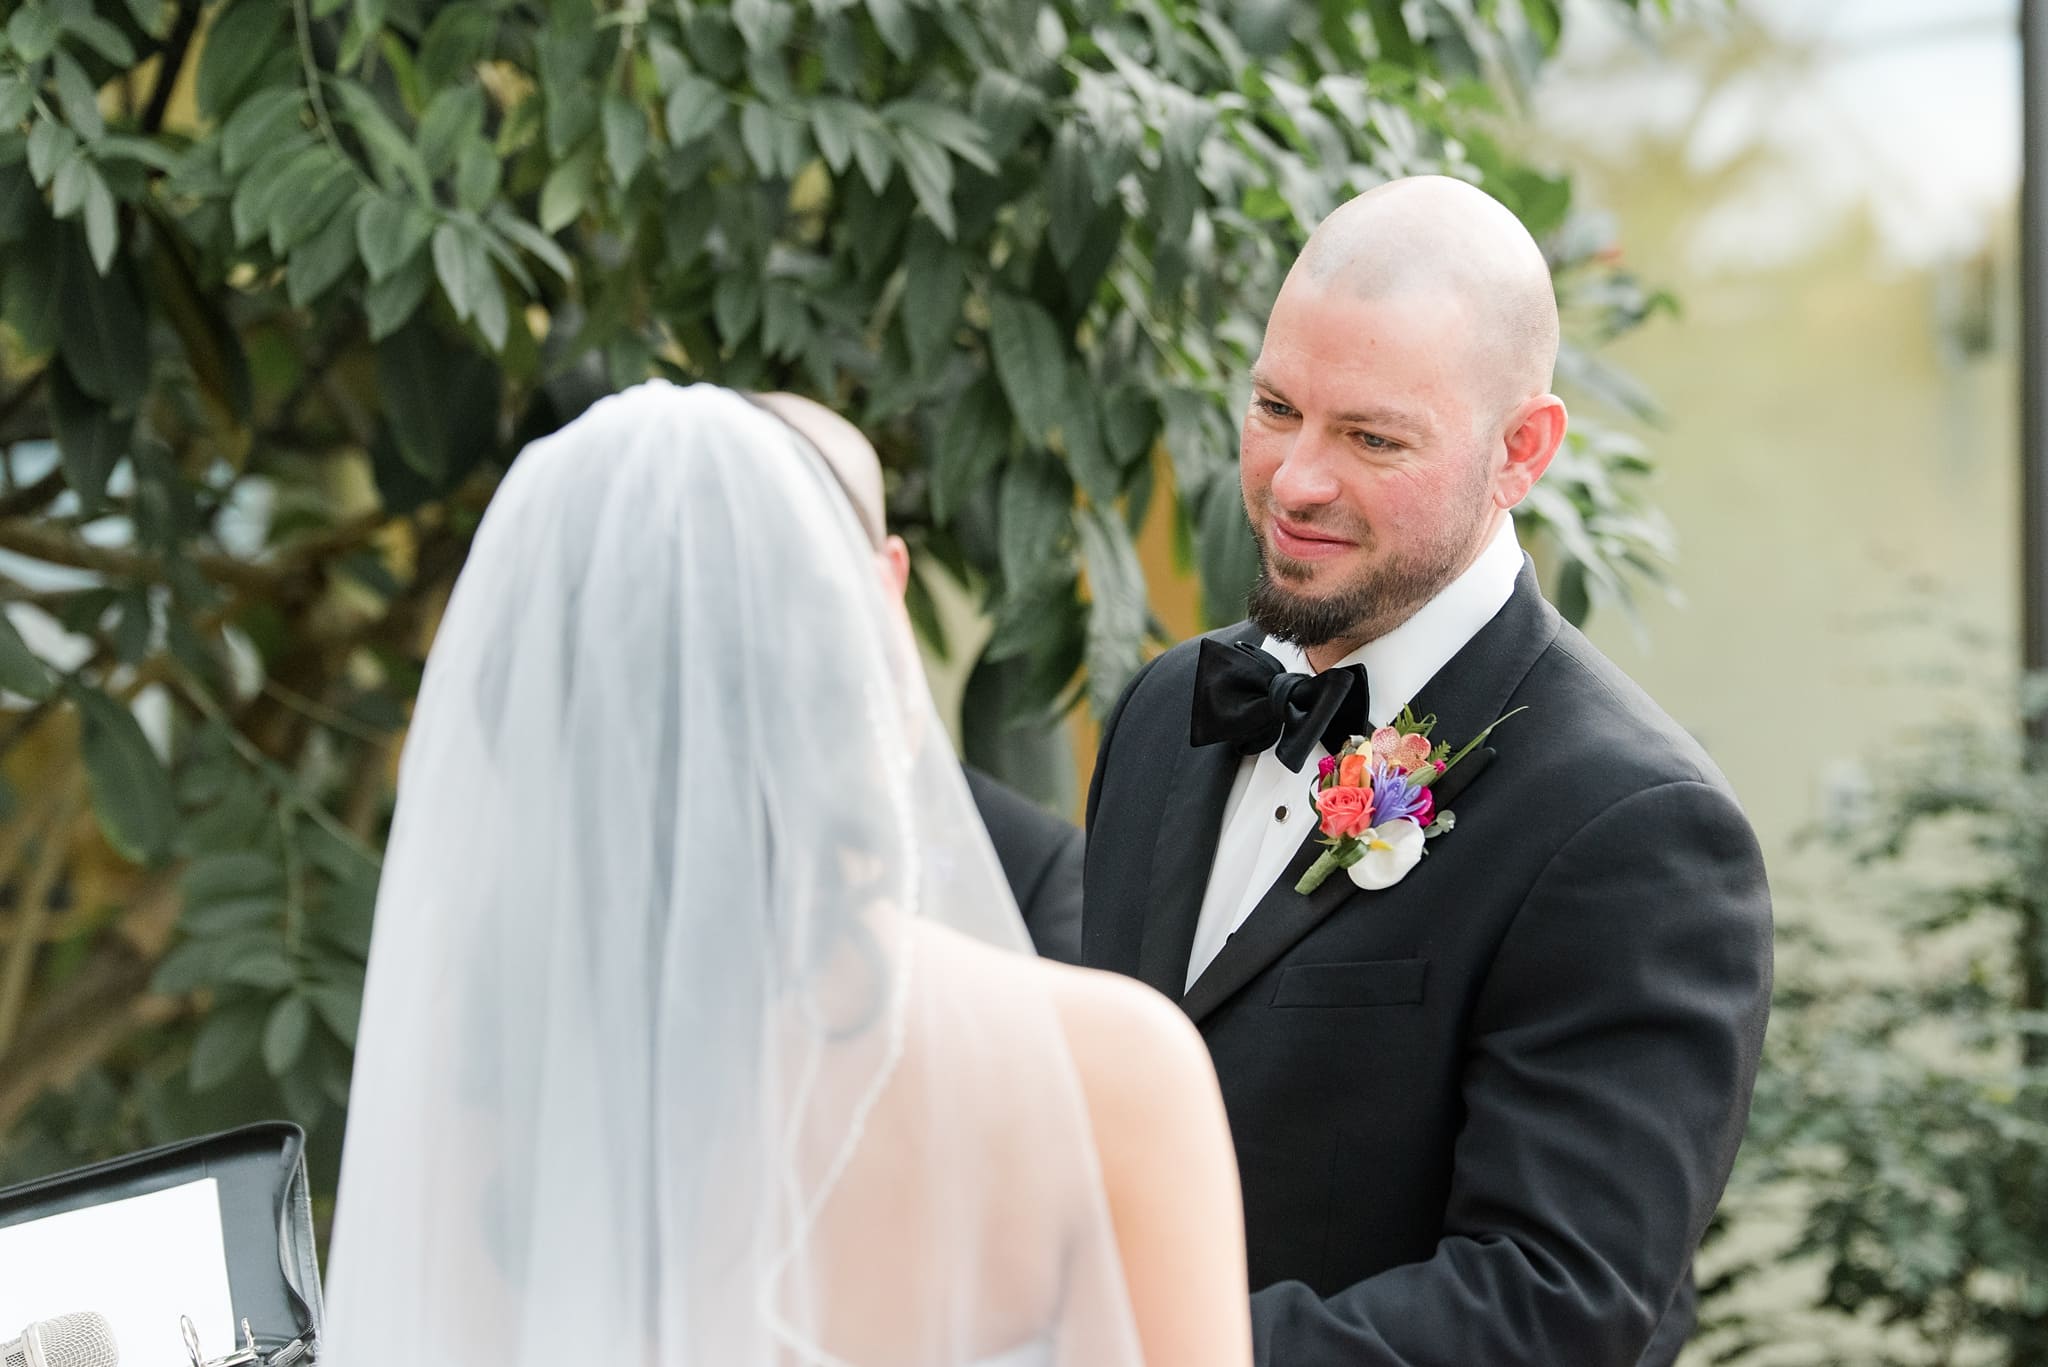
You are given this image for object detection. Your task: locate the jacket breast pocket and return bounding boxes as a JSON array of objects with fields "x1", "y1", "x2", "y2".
[{"x1": 1270, "y1": 958, "x2": 1427, "y2": 1008}]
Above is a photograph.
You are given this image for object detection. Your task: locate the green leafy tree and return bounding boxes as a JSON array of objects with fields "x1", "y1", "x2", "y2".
[
  {"x1": 1695, "y1": 683, "x2": 2048, "y2": 1367},
  {"x1": 0, "y1": 0, "x2": 1675, "y2": 1195}
]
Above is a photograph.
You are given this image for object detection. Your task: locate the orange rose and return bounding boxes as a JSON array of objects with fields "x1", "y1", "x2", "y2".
[
  {"x1": 1337, "y1": 752, "x2": 1369, "y2": 788},
  {"x1": 1315, "y1": 785, "x2": 1374, "y2": 839}
]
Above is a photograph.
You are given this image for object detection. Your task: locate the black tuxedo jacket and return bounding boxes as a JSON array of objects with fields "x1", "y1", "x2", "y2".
[
  {"x1": 965, "y1": 765, "x2": 1084, "y2": 965},
  {"x1": 1082, "y1": 563, "x2": 1772, "y2": 1366}
]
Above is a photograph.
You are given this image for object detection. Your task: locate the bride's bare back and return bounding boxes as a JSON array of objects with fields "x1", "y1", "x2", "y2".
[{"x1": 799, "y1": 920, "x2": 1251, "y2": 1366}]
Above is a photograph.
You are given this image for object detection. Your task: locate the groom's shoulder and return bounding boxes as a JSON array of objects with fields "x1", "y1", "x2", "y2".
[
  {"x1": 1131, "y1": 620, "x2": 1259, "y2": 693},
  {"x1": 1521, "y1": 616, "x2": 1734, "y2": 797}
]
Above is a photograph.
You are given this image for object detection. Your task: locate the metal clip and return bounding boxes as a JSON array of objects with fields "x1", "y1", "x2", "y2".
[{"x1": 181, "y1": 1315, "x2": 262, "y2": 1367}]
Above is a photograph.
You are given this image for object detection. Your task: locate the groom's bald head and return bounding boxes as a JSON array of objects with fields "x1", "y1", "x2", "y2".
[
  {"x1": 1238, "y1": 175, "x2": 1570, "y2": 661},
  {"x1": 1293, "y1": 175, "x2": 1559, "y2": 423}
]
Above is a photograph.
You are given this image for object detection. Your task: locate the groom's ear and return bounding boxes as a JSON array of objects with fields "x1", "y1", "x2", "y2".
[
  {"x1": 1494, "y1": 394, "x2": 1567, "y2": 508},
  {"x1": 877, "y1": 534, "x2": 912, "y2": 602}
]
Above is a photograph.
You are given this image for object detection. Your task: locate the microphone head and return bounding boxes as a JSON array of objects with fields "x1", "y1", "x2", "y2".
[{"x1": 24, "y1": 1313, "x2": 117, "y2": 1367}]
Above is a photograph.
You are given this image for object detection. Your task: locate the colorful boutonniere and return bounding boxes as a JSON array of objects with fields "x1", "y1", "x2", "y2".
[{"x1": 1295, "y1": 705, "x2": 1527, "y2": 895}]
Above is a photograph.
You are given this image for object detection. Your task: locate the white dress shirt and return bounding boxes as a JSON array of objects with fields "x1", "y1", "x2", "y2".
[{"x1": 1183, "y1": 516, "x2": 1526, "y2": 990}]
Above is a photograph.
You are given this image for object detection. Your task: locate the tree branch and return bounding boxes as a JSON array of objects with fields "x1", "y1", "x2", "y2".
[
  {"x1": 141, "y1": 0, "x2": 204, "y2": 136},
  {"x1": 0, "y1": 518, "x2": 290, "y2": 597},
  {"x1": 0, "y1": 479, "x2": 66, "y2": 529}
]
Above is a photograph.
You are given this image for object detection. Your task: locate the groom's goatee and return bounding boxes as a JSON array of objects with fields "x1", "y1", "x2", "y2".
[{"x1": 1245, "y1": 536, "x2": 1463, "y2": 649}]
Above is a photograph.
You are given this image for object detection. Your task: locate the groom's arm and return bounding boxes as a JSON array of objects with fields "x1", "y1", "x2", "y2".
[{"x1": 1249, "y1": 779, "x2": 1773, "y2": 1367}]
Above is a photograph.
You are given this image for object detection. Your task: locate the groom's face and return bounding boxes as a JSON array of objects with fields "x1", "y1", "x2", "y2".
[{"x1": 1238, "y1": 276, "x2": 1500, "y2": 652}]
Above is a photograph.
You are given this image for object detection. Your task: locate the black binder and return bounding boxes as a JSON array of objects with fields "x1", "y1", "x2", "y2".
[{"x1": 0, "y1": 1121, "x2": 323, "y2": 1364}]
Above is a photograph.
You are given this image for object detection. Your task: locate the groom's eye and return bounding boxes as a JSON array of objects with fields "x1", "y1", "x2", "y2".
[
  {"x1": 1255, "y1": 397, "x2": 1298, "y2": 420},
  {"x1": 1352, "y1": 431, "x2": 1396, "y2": 451}
]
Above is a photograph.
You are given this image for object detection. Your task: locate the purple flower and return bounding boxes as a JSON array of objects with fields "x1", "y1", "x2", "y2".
[{"x1": 1370, "y1": 766, "x2": 1431, "y2": 825}]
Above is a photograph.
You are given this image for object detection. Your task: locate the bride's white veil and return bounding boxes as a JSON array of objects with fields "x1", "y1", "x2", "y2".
[{"x1": 321, "y1": 381, "x2": 1141, "y2": 1366}]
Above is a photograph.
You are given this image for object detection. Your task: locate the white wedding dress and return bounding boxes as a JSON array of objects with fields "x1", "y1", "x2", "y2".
[{"x1": 318, "y1": 383, "x2": 1143, "y2": 1366}]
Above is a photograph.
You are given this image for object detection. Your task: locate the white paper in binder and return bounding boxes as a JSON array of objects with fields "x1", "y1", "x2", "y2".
[{"x1": 0, "y1": 1178, "x2": 237, "y2": 1367}]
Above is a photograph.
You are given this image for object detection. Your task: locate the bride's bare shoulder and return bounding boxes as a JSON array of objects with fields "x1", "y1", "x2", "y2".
[{"x1": 908, "y1": 923, "x2": 1209, "y2": 1095}]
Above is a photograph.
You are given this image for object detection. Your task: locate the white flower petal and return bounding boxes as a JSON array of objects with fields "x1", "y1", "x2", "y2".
[{"x1": 1345, "y1": 818, "x2": 1427, "y2": 890}]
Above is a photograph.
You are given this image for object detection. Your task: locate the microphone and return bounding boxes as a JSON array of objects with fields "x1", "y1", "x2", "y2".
[{"x1": 0, "y1": 1312, "x2": 118, "y2": 1367}]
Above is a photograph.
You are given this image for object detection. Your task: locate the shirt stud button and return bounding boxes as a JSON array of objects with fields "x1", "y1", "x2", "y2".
[{"x1": 1275, "y1": 804, "x2": 1289, "y2": 822}]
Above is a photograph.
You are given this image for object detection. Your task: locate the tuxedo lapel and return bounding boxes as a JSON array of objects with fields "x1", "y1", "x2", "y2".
[
  {"x1": 1128, "y1": 622, "x2": 1265, "y2": 999},
  {"x1": 1134, "y1": 735, "x2": 1240, "y2": 998},
  {"x1": 1179, "y1": 561, "x2": 1560, "y2": 1024}
]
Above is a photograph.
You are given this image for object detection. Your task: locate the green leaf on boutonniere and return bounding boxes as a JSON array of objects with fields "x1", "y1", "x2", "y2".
[
  {"x1": 1423, "y1": 811, "x2": 1456, "y2": 839},
  {"x1": 1414, "y1": 706, "x2": 1529, "y2": 788}
]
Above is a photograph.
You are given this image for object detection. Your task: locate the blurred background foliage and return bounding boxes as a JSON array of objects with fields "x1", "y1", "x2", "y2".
[
  {"x1": 0, "y1": 0, "x2": 1677, "y2": 1214},
  {"x1": 1692, "y1": 678, "x2": 2048, "y2": 1367}
]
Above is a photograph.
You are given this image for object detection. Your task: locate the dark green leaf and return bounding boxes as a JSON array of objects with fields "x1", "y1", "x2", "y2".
[
  {"x1": 454, "y1": 137, "x2": 499, "y2": 213},
  {"x1": 899, "y1": 225, "x2": 962, "y2": 373},
  {"x1": 0, "y1": 608, "x2": 52, "y2": 700},
  {"x1": 538, "y1": 140, "x2": 596, "y2": 232},
  {"x1": 988, "y1": 292, "x2": 1068, "y2": 444},
  {"x1": 738, "y1": 101, "x2": 777, "y2": 177},
  {"x1": 0, "y1": 75, "x2": 33, "y2": 129},
  {"x1": 264, "y1": 148, "x2": 353, "y2": 254},
  {"x1": 354, "y1": 192, "x2": 433, "y2": 282},
  {"x1": 61, "y1": 12, "x2": 137, "y2": 65},
  {"x1": 895, "y1": 129, "x2": 955, "y2": 238},
  {"x1": 431, "y1": 220, "x2": 506, "y2": 347},
  {"x1": 601, "y1": 93, "x2": 648, "y2": 186},
  {"x1": 93, "y1": 135, "x2": 180, "y2": 172},
  {"x1": 418, "y1": 84, "x2": 485, "y2": 178},
  {"x1": 331, "y1": 80, "x2": 431, "y2": 199},
  {"x1": 287, "y1": 195, "x2": 363, "y2": 306},
  {"x1": 418, "y1": 2, "x2": 496, "y2": 88},
  {"x1": 970, "y1": 70, "x2": 1045, "y2": 162},
  {"x1": 713, "y1": 273, "x2": 760, "y2": 346},
  {"x1": 1197, "y1": 479, "x2": 1259, "y2": 628},
  {"x1": 932, "y1": 376, "x2": 1010, "y2": 525},
  {"x1": 26, "y1": 118, "x2": 78, "y2": 187},
  {"x1": 885, "y1": 101, "x2": 998, "y2": 174},
  {"x1": 810, "y1": 100, "x2": 855, "y2": 174},
  {"x1": 57, "y1": 240, "x2": 149, "y2": 409},
  {"x1": 75, "y1": 684, "x2": 177, "y2": 865},
  {"x1": 263, "y1": 994, "x2": 312, "y2": 1075},
  {"x1": 181, "y1": 890, "x2": 280, "y2": 934},
  {"x1": 851, "y1": 120, "x2": 892, "y2": 194},
  {"x1": 375, "y1": 316, "x2": 500, "y2": 483},
  {"x1": 1, "y1": 208, "x2": 61, "y2": 353},
  {"x1": 127, "y1": 0, "x2": 168, "y2": 35},
  {"x1": 1058, "y1": 377, "x2": 1118, "y2": 505},
  {"x1": 306, "y1": 980, "x2": 362, "y2": 1046},
  {"x1": 223, "y1": 943, "x2": 293, "y2": 991},
  {"x1": 486, "y1": 207, "x2": 572, "y2": 282},
  {"x1": 182, "y1": 850, "x2": 284, "y2": 908},
  {"x1": 189, "y1": 999, "x2": 267, "y2": 1090},
  {"x1": 80, "y1": 162, "x2": 115, "y2": 274},
  {"x1": 364, "y1": 252, "x2": 430, "y2": 339},
  {"x1": 195, "y1": 0, "x2": 283, "y2": 120},
  {"x1": 865, "y1": 0, "x2": 916, "y2": 61},
  {"x1": 1075, "y1": 503, "x2": 1148, "y2": 719},
  {"x1": 759, "y1": 279, "x2": 806, "y2": 359},
  {"x1": 998, "y1": 453, "x2": 1073, "y2": 591},
  {"x1": 50, "y1": 151, "x2": 89, "y2": 219},
  {"x1": 225, "y1": 88, "x2": 307, "y2": 176},
  {"x1": 50, "y1": 51, "x2": 104, "y2": 139},
  {"x1": 6, "y1": 6, "x2": 60, "y2": 63},
  {"x1": 49, "y1": 359, "x2": 131, "y2": 505},
  {"x1": 663, "y1": 76, "x2": 725, "y2": 146}
]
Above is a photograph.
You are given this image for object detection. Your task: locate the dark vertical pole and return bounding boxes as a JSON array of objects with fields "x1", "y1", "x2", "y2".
[{"x1": 2027, "y1": 0, "x2": 2048, "y2": 711}]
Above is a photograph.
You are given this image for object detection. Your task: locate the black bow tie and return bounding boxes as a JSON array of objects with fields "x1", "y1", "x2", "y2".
[{"x1": 1189, "y1": 639, "x2": 1370, "y2": 772}]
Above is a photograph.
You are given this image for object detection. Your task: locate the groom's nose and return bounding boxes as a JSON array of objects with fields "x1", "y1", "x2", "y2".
[{"x1": 1267, "y1": 426, "x2": 1347, "y2": 513}]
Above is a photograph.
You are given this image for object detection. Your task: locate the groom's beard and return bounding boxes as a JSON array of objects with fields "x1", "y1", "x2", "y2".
[{"x1": 1245, "y1": 503, "x2": 1479, "y2": 651}]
